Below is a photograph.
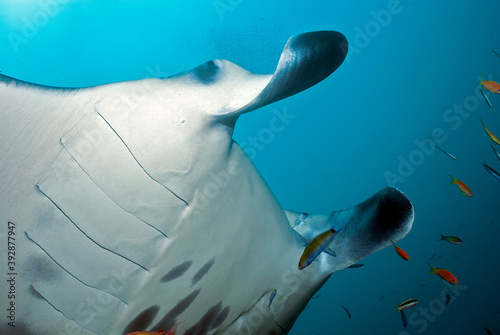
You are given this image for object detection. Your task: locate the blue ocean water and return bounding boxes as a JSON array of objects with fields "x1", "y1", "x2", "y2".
[{"x1": 1, "y1": 1, "x2": 499, "y2": 334}]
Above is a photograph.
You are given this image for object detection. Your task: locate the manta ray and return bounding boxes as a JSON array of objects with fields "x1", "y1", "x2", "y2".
[{"x1": 0, "y1": 30, "x2": 413, "y2": 335}]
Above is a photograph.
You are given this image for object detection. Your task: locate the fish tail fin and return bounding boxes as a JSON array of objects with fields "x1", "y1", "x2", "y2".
[
  {"x1": 389, "y1": 239, "x2": 395, "y2": 246},
  {"x1": 428, "y1": 262, "x2": 436, "y2": 274},
  {"x1": 447, "y1": 175, "x2": 456, "y2": 185},
  {"x1": 438, "y1": 234, "x2": 445, "y2": 241},
  {"x1": 479, "y1": 117, "x2": 486, "y2": 128}
]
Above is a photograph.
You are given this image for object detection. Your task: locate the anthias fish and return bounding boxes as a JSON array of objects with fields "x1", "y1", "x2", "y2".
[
  {"x1": 448, "y1": 175, "x2": 473, "y2": 197},
  {"x1": 480, "y1": 118, "x2": 500, "y2": 145},
  {"x1": 439, "y1": 234, "x2": 463, "y2": 245},
  {"x1": 298, "y1": 228, "x2": 340, "y2": 270},
  {"x1": 480, "y1": 89, "x2": 493, "y2": 108},
  {"x1": 482, "y1": 162, "x2": 500, "y2": 182},
  {"x1": 435, "y1": 145, "x2": 458, "y2": 160},
  {"x1": 480, "y1": 78, "x2": 500, "y2": 94},
  {"x1": 165, "y1": 324, "x2": 180, "y2": 335},
  {"x1": 429, "y1": 263, "x2": 458, "y2": 284},
  {"x1": 389, "y1": 239, "x2": 410, "y2": 261},
  {"x1": 395, "y1": 298, "x2": 418, "y2": 312}
]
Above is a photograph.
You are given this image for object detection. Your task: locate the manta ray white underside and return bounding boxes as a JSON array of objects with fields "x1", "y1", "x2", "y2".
[{"x1": 0, "y1": 31, "x2": 413, "y2": 335}]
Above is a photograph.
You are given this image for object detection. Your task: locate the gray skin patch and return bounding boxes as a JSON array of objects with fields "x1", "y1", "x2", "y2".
[
  {"x1": 23, "y1": 253, "x2": 62, "y2": 283},
  {"x1": 191, "y1": 258, "x2": 215, "y2": 287},
  {"x1": 152, "y1": 289, "x2": 201, "y2": 330},
  {"x1": 122, "y1": 305, "x2": 160, "y2": 334},
  {"x1": 189, "y1": 60, "x2": 220, "y2": 84},
  {"x1": 160, "y1": 261, "x2": 193, "y2": 283},
  {"x1": 183, "y1": 301, "x2": 230, "y2": 335},
  {"x1": 1, "y1": 322, "x2": 43, "y2": 335}
]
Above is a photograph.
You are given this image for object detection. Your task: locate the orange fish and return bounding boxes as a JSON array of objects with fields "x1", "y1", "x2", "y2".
[
  {"x1": 165, "y1": 322, "x2": 181, "y2": 335},
  {"x1": 389, "y1": 239, "x2": 409, "y2": 261},
  {"x1": 448, "y1": 175, "x2": 473, "y2": 197},
  {"x1": 480, "y1": 118, "x2": 500, "y2": 145},
  {"x1": 429, "y1": 263, "x2": 458, "y2": 284},
  {"x1": 480, "y1": 78, "x2": 500, "y2": 94}
]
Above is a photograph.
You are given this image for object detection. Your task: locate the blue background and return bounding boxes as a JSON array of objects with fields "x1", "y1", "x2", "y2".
[{"x1": 1, "y1": 0, "x2": 499, "y2": 334}]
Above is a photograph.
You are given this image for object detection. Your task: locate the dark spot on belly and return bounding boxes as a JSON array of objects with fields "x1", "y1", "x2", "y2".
[
  {"x1": 2, "y1": 322, "x2": 40, "y2": 335},
  {"x1": 122, "y1": 305, "x2": 160, "y2": 334},
  {"x1": 183, "y1": 301, "x2": 230, "y2": 335},
  {"x1": 160, "y1": 261, "x2": 192, "y2": 283},
  {"x1": 152, "y1": 289, "x2": 201, "y2": 330},
  {"x1": 24, "y1": 254, "x2": 61, "y2": 283},
  {"x1": 191, "y1": 258, "x2": 215, "y2": 287}
]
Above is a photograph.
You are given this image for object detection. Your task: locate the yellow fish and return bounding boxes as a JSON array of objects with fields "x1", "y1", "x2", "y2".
[
  {"x1": 480, "y1": 117, "x2": 500, "y2": 145},
  {"x1": 395, "y1": 298, "x2": 418, "y2": 312},
  {"x1": 298, "y1": 228, "x2": 340, "y2": 270}
]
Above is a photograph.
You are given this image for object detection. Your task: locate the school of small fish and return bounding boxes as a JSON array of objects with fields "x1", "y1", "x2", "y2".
[
  {"x1": 330, "y1": 53, "x2": 500, "y2": 332},
  {"x1": 383, "y1": 52, "x2": 500, "y2": 332},
  {"x1": 259, "y1": 51, "x2": 500, "y2": 335},
  {"x1": 297, "y1": 56, "x2": 500, "y2": 334}
]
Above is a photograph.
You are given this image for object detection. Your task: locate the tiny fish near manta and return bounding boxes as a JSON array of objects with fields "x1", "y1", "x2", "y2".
[{"x1": 0, "y1": 30, "x2": 414, "y2": 334}]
